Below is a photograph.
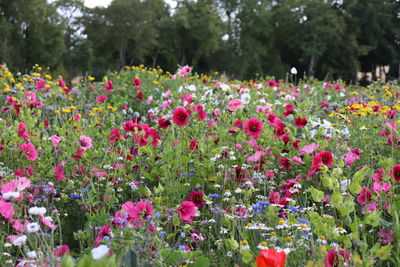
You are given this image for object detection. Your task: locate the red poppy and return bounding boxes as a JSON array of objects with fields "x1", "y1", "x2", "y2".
[
  {"x1": 294, "y1": 117, "x2": 307, "y2": 128},
  {"x1": 244, "y1": 118, "x2": 263, "y2": 139},
  {"x1": 256, "y1": 248, "x2": 286, "y2": 267},
  {"x1": 172, "y1": 107, "x2": 189, "y2": 127}
]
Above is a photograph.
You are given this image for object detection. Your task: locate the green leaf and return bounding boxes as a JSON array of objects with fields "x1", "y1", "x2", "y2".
[
  {"x1": 309, "y1": 187, "x2": 324, "y2": 202},
  {"x1": 375, "y1": 244, "x2": 392, "y2": 261},
  {"x1": 188, "y1": 256, "x2": 210, "y2": 267},
  {"x1": 349, "y1": 167, "x2": 370, "y2": 194},
  {"x1": 365, "y1": 211, "x2": 380, "y2": 227},
  {"x1": 331, "y1": 191, "x2": 343, "y2": 208},
  {"x1": 61, "y1": 255, "x2": 75, "y2": 267}
]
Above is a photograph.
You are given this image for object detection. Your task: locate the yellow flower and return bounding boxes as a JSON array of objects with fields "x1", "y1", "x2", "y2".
[
  {"x1": 55, "y1": 110, "x2": 61, "y2": 115},
  {"x1": 385, "y1": 91, "x2": 393, "y2": 97},
  {"x1": 103, "y1": 76, "x2": 108, "y2": 83},
  {"x1": 349, "y1": 91, "x2": 359, "y2": 96},
  {"x1": 88, "y1": 76, "x2": 95, "y2": 81},
  {"x1": 286, "y1": 236, "x2": 293, "y2": 242},
  {"x1": 240, "y1": 240, "x2": 248, "y2": 246},
  {"x1": 88, "y1": 112, "x2": 96, "y2": 116},
  {"x1": 92, "y1": 107, "x2": 102, "y2": 112},
  {"x1": 107, "y1": 106, "x2": 116, "y2": 112},
  {"x1": 62, "y1": 108, "x2": 71, "y2": 113},
  {"x1": 32, "y1": 72, "x2": 40, "y2": 77},
  {"x1": 45, "y1": 74, "x2": 52, "y2": 80}
]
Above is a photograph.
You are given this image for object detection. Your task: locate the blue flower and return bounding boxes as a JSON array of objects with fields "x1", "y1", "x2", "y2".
[
  {"x1": 159, "y1": 231, "x2": 167, "y2": 237},
  {"x1": 180, "y1": 232, "x2": 186, "y2": 237},
  {"x1": 155, "y1": 212, "x2": 161, "y2": 218},
  {"x1": 288, "y1": 205, "x2": 299, "y2": 212},
  {"x1": 258, "y1": 200, "x2": 270, "y2": 206},
  {"x1": 103, "y1": 236, "x2": 110, "y2": 241},
  {"x1": 209, "y1": 194, "x2": 219, "y2": 199},
  {"x1": 70, "y1": 194, "x2": 82, "y2": 199},
  {"x1": 297, "y1": 218, "x2": 309, "y2": 225}
]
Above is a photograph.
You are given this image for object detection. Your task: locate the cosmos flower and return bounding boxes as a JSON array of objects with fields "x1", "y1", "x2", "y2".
[{"x1": 244, "y1": 118, "x2": 263, "y2": 139}]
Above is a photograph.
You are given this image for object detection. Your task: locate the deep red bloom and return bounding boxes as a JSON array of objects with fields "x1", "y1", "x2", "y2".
[
  {"x1": 294, "y1": 117, "x2": 307, "y2": 128},
  {"x1": 133, "y1": 77, "x2": 142, "y2": 88},
  {"x1": 390, "y1": 165, "x2": 400, "y2": 182},
  {"x1": 189, "y1": 139, "x2": 199, "y2": 151},
  {"x1": 187, "y1": 191, "x2": 206, "y2": 209},
  {"x1": 244, "y1": 118, "x2": 263, "y2": 139},
  {"x1": 158, "y1": 118, "x2": 171, "y2": 130},
  {"x1": 256, "y1": 249, "x2": 286, "y2": 267},
  {"x1": 172, "y1": 107, "x2": 189, "y2": 126},
  {"x1": 281, "y1": 134, "x2": 290, "y2": 144},
  {"x1": 283, "y1": 104, "x2": 294, "y2": 117},
  {"x1": 324, "y1": 249, "x2": 350, "y2": 267}
]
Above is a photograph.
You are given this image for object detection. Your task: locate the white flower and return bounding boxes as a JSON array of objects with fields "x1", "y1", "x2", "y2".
[
  {"x1": 27, "y1": 251, "x2": 37, "y2": 259},
  {"x1": 234, "y1": 188, "x2": 242, "y2": 193},
  {"x1": 28, "y1": 207, "x2": 47, "y2": 216},
  {"x1": 91, "y1": 245, "x2": 110, "y2": 260},
  {"x1": 241, "y1": 93, "x2": 251, "y2": 104},
  {"x1": 2, "y1": 191, "x2": 20, "y2": 200},
  {"x1": 27, "y1": 222, "x2": 40, "y2": 233},
  {"x1": 290, "y1": 67, "x2": 298, "y2": 75},
  {"x1": 12, "y1": 235, "x2": 27, "y2": 246}
]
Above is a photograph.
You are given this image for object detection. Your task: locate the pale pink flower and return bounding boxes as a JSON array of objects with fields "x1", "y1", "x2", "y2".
[
  {"x1": 51, "y1": 135, "x2": 61, "y2": 147},
  {"x1": 79, "y1": 135, "x2": 92, "y2": 150}
]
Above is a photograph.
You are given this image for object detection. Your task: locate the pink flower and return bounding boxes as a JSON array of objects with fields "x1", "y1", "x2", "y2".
[
  {"x1": 108, "y1": 128, "x2": 121, "y2": 143},
  {"x1": 341, "y1": 150, "x2": 361, "y2": 167},
  {"x1": 300, "y1": 143, "x2": 320, "y2": 154},
  {"x1": 19, "y1": 142, "x2": 38, "y2": 161},
  {"x1": 283, "y1": 104, "x2": 294, "y2": 117},
  {"x1": 79, "y1": 135, "x2": 92, "y2": 150},
  {"x1": 324, "y1": 249, "x2": 350, "y2": 267},
  {"x1": 94, "y1": 224, "x2": 111, "y2": 247},
  {"x1": 39, "y1": 214, "x2": 57, "y2": 230},
  {"x1": 189, "y1": 139, "x2": 199, "y2": 151},
  {"x1": 228, "y1": 99, "x2": 243, "y2": 111},
  {"x1": 96, "y1": 94, "x2": 108, "y2": 103},
  {"x1": 378, "y1": 229, "x2": 394, "y2": 244},
  {"x1": 36, "y1": 79, "x2": 45, "y2": 90},
  {"x1": 244, "y1": 118, "x2": 263, "y2": 139},
  {"x1": 54, "y1": 163, "x2": 64, "y2": 181},
  {"x1": 51, "y1": 135, "x2": 61, "y2": 147},
  {"x1": 146, "y1": 95, "x2": 153, "y2": 105},
  {"x1": 18, "y1": 122, "x2": 30, "y2": 141},
  {"x1": 390, "y1": 165, "x2": 400, "y2": 182},
  {"x1": 0, "y1": 200, "x2": 15, "y2": 221},
  {"x1": 158, "y1": 118, "x2": 171, "y2": 130},
  {"x1": 105, "y1": 80, "x2": 113, "y2": 92},
  {"x1": 357, "y1": 186, "x2": 372, "y2": 205},
  {"x1": 291, "y1": 156, "x2": 304, "y2": 164},
  {"x1": 177, "y1": 65, "x2": 192, "y2": 76},
  {"x1": 54, "y1": 245, "x2": 71, "y2": 257},
  {"x1": 122, "y1": 201, "x2": 153, "y2": 227},
  {"x1": 133, "y1": 77, "x2": 142, "y2": 88},
  {"x1": 172, "y1": 107, "x2": 189, "y2": 127},
  {"x1": 178, "y1": 201, "x2": 196, "y2": 223}
]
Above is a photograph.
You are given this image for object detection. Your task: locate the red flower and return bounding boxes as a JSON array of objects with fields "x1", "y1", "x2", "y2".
[
  {"x1": 319, "y1": 151, "x2": 334, "y2": 166},
  {"x1": 390, "y1": 165, "x2": 400, "y2": 182},
  {"x1": 122, "y1": 201, "x2": 153, "y2": 227},
  {"x1": 187, "y1": 191, "x2": 206, "y2": 209},
  {"x1": 178, "y1": 201, "x2": 196, "y2": 223},
  {"x1": 172, "y1": 107, "x2": 189, "y2": 127},
  {"x1": 96, "y1": 94, "x2": 107, "y2": 103},
  {"x1": 189, "y1": 139, "x2": 199, "y2": 151},
  {"x1": 294, "y1": 117, "x2": 307, "y2": 128},
  {"x1": 283, "y1": 104, "x2": 294, "y2": 117},
  {"x1": 53, "y1": 245, "x2": 70, "y2": 258},
  {"x1": 105, "y1": 80, "x2": 113, "y2": 93},
  {"x1": 158, "y1": 118, "x2": 171, "y2": 130},
  {"x1": 244, "y1": 118, "x2": 263, "y2": 139},
  {"x1": 133, "y1": 77, "x2": 142, "y2": 88},
  {"x1": 109, "y1": 128, "x2": 121, "y2": 143},
  {"x1": 256, "y1": 249, "x2": 286, "y2": 267},
  {"x1": 357, "y1": 186, "x2": 372, "y2": 205},
  {"x1": 324, "y1": 249, "x2": 350, "y2": 267},
  {"x1": 281, "y1": 134, "x2": 290, "y2": 144}
]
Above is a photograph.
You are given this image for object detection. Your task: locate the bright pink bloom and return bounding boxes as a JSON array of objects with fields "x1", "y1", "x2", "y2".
[
  {"x1": 133, "y1": 77, "x2": 142, "y2": 88},
  {"x1": 189, "y1": 139, "x2": 199, "y2": 151},
  {"x1": 178, "y1": 201, "x2": 196, "y2": 223},
  {"x1": 96, "y1": 94, "x2": 108, "y2": 103},
  {"x1": 0, "y1": 200, "x2": 15, "y2": 221},
  {"x1": 146, "y1": 95, "x2": 153, "y2": 105},
  {"x1": 54, "y1": 245, "x2": 71, "y2": 257},
  {"x1": 294, "y1": 117, "x2": 307, "y2": 128},
  {"x1": 122, "y1": 201, "x2": 153, "y2": 227},
  {"x1": 54, "y1": 163, "x2": 64, "y2": 181},
  {"x1": 51, "y1": 135, "x2": 61, "y2": 147},
  {"x1": 378, "y1": 229, "x2": 394, "y2": 244},
  {"x1": 108, "y1": 128, "x2": 121, "y2": 143},
  {"x1": 283, "y1": 104, "x2": 294, "y2": 117},
  {"x1": 79, "y1": 135, "x2": 92, "y2": 150},
  {"x1": 105, "y1": 80, "x2": 113, "y2": 92},
  {"x1": 172, "y1": 107, "x2": 189, "y2": 126},
  {"x1": 300, "y1": 143, "x2": 320, "y2": 154},
  {"x1": 228, "y1": 99, "x2": 243, "y2": 111},
  {"x1": 341, "y1": 149, "x2": 361, "y2": 167},
  {"x1": 94, "y1": 224, "x2": 111, "y2": 247},
  {"x1": 36, "y1": 79, "x2": 45, "y2": 90},
  {"x1": 58, "y1": 79, "x2": 66, "y2": 87},
  {"x1": 187, "y1": 191, "x2": 206, "y2": 210},
  {"x1": 244, "y1": 118, "x2": 263, "y2": 139},
  {"x1": 324, "y1": 249, "x2": 350, "y2": 267},
  {"x1": 357, "y1": 186, "x2": 372, "y2": 205},
  {"x1": 18, "y1": 122, "x2": 30, "y2": 141},
  {"x1": 39, "y1": 214, "x2": 57, "y2": 230},
  {"x1": 20, "y1": 142, "x2": 38, "y2": 161}
]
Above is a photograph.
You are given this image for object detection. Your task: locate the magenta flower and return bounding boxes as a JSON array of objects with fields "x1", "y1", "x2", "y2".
[
  {"x1": 228, "y1": 99, "x2": 243, "y2": 111},
  {"x1": 54, "y1": 163, "x2": 64, "y2": 181},
  {"x1": 357, "y1": 186, "x2": 372, "y2": 205},
  {"x1": 178, "y1": 201, "x2": 196, "y2": 223},
  {"x1": 133, "y1": 77, "x2": 142, "y2": 88},
  {"x1": 0, "y1": 200, "x2": 15, "y2": 221},
  {"x1": 378, "y1": 229, "x2": 394, "y2": 244},
  {"x1": 294, "y1": 117, "x2": 307, "y2": 128},
  {"x1": 390, "y1": 165, "x2": 400, "y2": 182},
  {"x1": 79, "y1": 135, "x2": 92, "y2": 150},
  {"x1": 51, "y1": 135, "x2": 61, "y2": 147},
  {"x1": 19, "y1": 142, "x2": 38, "y2": 161},
  {"x1": 324, "y1": 248, "x2": 350, "y2": 267},
  {"x1": 187, "y1": 191, "x2": 205, "y2": 210},
  {"x1": 172, "y1": 107, "x2": 189, "y2": 127},
  {"x1": 122, "y1": 201, "x2": 153, "y2": 227},
  {"x1": 96, "y1": 94, "x2": 108, "y2": 103},
  {"x1": 244, "y1": 118, "x2": 263, "y2": 139}
]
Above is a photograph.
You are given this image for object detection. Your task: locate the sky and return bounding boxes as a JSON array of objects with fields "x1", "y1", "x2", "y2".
[{"x1": 84, "y1": 0, "x2": 176, "y2": 8}]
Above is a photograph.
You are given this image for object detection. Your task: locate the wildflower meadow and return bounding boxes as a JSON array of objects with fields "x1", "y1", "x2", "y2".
[{"x1": 0, "y1": 63, "x2": 400, "y2": 266}]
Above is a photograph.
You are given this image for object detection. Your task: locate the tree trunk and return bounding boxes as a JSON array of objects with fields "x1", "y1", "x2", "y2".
[{"x1": 308, "y1": 54, "x2": 316, "y2": 77}]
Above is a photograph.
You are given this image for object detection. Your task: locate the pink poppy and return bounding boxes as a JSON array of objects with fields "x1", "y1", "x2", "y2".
[
  {"x1": 146, "y1": 95, "x2": 153, "y2": 105},
  {"x1": 19, "y1": 142, "x2": 38, "y2": 161},
  {"x1": 172, "y1": 107, "x2": 189, "y2": 127},
  {"x1": 228, "y1": 99, "x2": 243, "y2": 111},
  {"x1": 79, "y1": 135, "x2": 92, "y2": 150},
  {"x1": 378, "y1": 229, "x2": 394, "y2": 245},
  {"x1": 108, "y1": 128, "x2": 121, "y2": 143},
  {"x1": 94, "y1": 224, "x2": 111, "y2": 247},
  {"x1": 39, "y1": 214, "x2": 57, "y2": 230},
  {"x1": 105, "y1": 80, "x2": 113, "y2": 92},
  {"x1": 244, "y1": 118, "x2": 263, "y2": 139},
  {"x1": 189, "y1": 139, "x2": 199, "y2": 151},
  {"x1": 283, "y1": 104, "x2": 294, "y2": 117},
  {"x1": 51, "y1": 135, "x2": 61, "y2": 147},
  {"x1": 178, "y1": 201, "x2": 196, "y2": 223}
]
